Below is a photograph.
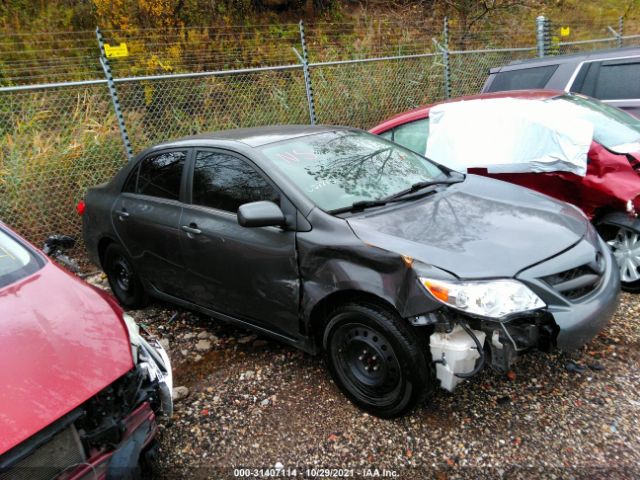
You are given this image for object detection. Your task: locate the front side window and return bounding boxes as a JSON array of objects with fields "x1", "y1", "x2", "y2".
[
  {"x1": 550, "y1": 94, "x2": 640, "y2": 151},
  {"x1": 392, "y1": 118, "x2": 430, "y2": 155},
  {"x1": 260, "y1": 130, "x2": 446, "y2": 212},
  {"x1": 136, "y1": 151, "x2": 186, "y2": 200},
  {"x1": 192, "y1": 151, "x2": 279, "y2": 213},
  {"x1": 0, "y1": 227, "x2": 42, "y2": 288}
]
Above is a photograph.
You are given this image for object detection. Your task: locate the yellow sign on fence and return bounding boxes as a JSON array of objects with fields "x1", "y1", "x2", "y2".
[
  {"x1": 560, "y1": 26, "x2": 571, "y2": 37},
  {"x1": 104, "y1": 42, "x2": 129, "y2": 58}
]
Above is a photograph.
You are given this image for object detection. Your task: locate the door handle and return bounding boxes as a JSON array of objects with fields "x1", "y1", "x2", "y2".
[
  {"x1": 115, "y1": 209, "x2": 130, "y2": 218},
  {"x1": 181, "y1": 224, "x2": 202, "y2": 235}
]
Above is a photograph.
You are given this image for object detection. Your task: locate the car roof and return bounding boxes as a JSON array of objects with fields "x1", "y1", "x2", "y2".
[
  {"x1": 370, "y1": 89, "x2": 564, "y2": 133},
  {"x1": 150, "y1": 125, "x2": 355, "y2": 149},
  {"x1": 492, "y1": 46, "x2": 640, "y2": 72}
]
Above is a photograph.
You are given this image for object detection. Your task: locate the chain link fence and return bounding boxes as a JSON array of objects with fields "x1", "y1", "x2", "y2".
[{"x1": 1, "y1": 15, "x2": 639, "y2": 250}]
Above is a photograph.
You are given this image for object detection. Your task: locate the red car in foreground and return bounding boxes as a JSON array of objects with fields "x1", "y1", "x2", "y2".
[
  {"x1": 0, "y1": 223, "x2": 172, "y2": 479},
  {"x1": 371, "y1": 90, "x2": 640, "y2": 291}
]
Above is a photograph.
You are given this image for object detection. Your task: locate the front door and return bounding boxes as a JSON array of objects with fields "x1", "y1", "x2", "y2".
[{"x1": 179, "y1": 149, "x2": 300, "y2": 337}]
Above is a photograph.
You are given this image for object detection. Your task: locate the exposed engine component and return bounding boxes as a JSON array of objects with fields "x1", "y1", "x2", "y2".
[{"x1": 429, "y1": 324, "x2": 486, "y2": 391}]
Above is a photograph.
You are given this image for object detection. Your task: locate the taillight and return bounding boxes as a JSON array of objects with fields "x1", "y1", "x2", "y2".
[{"x1": 76, "y1": 199, "x2": 86, "y2": 216}]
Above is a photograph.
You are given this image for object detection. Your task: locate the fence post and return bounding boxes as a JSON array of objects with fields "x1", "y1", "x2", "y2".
[
  {"x1": 96, "y1": 27, "x2": 133, "y2": 161},
  {"x1": 536, "y1": 15, "x2": 546, "y2": 57},
  {"x1": 442, "y1": 16, "x2": 451, "y2": 99},
  {"x1": 618, "y1": 16, "x2": 624, "y2": 48},
  {"x1": 298, "y1": 21, "x2": 317, "y2": 125}
]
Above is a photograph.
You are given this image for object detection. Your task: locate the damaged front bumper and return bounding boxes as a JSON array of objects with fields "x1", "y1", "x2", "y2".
[
  {"x1": 426, "y1": 235, "x2": 620, "y2": 391},
  {"x1": 0, "y1": 319, "x2": 173, "y2": 480}
]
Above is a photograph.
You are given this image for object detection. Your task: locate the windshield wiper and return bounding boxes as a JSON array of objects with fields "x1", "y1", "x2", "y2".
[
  {"x1": 384, "y1": 178, "x2": 464, "y2": 201},
  {"x1": 330, "y1": 178, "x2": 463, "y2": 215}
]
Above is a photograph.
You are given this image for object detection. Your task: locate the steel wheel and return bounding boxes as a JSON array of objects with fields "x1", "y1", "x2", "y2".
[
  {"x1": 324, "y1": 302, "x2": 434, "y2": 417},
  {"x1": 331, "y1": 323, "x2": 403, "y2": 405},
  {"x1": 104, "y1": 243, "x2": 149, "y2": 308},
  {"x1": 113, "y1": 256, "x2": 133, "y2": 293},
  {"x1": 607, "y1": 226, "x2": 640, "y2": 284}
]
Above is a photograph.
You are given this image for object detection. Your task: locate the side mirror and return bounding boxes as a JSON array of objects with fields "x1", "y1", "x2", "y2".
[{"x1": 237, "y1": 201, "x2": 286, "y2": 228}]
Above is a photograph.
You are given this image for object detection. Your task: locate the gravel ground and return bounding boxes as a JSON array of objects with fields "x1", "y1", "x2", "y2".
[{"x1": 86, "y1": 273, "x2": 640, "y2": 479}]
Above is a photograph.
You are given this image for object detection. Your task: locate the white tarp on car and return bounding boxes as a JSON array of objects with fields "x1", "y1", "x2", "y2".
[{"x1": 425, "y1": 98, "x2": 594, "y2": 176}]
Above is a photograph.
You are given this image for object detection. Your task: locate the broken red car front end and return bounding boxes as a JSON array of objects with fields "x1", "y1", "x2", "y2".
[
  {"x1": 0, "y1": 224, "x2": 172, "y2": 479},
  {"x1": 1, "y1": 382, "x2": 159, "y2": 480}
]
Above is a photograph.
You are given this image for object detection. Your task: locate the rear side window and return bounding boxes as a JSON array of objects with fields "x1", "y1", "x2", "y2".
[
  {"x1": 0, "y1": 228, "x2": 42, "y2": 288},
  {"x1": 135, "y1": 151, "x2": 186, "y2": 200},
  {"x1": 486, "y1": 65, "x2": 558, "y2": 92},
  {"x1": 594, "y1": 61, "x2": 640, "y2": 100},
  {"x1": 192, "y1": 150, "x2": 280, "y2": 213}
]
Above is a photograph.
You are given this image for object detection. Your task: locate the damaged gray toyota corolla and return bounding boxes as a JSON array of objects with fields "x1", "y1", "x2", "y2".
[{"x1": 82, "y1": 125, "x2": 620, "y2": 417}]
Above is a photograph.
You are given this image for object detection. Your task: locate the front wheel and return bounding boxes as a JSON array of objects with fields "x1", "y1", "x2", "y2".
[
  {"x1": 324, "y1": 302, "x2": 434, "y2": 418},
  {"x1": 602, "y1": 225, "x2": 640, "y2": 292}
]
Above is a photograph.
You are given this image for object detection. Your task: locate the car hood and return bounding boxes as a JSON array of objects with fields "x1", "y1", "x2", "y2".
[
  {"x1": 0, "y1": 261, "x2": 133, "y2": 454},
  {"x1": 347, "y1": 175, "x2": 589, "y2": 278}
]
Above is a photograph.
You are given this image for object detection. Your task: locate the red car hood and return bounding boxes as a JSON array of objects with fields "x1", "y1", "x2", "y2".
[{"x1": 0, "y1": 260, "x2": 133, "y2": 454}]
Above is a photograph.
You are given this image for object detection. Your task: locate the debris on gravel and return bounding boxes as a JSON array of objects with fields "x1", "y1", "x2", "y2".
[{"x1": 172, "y1": 386, "x2": 190, "y2": 402}]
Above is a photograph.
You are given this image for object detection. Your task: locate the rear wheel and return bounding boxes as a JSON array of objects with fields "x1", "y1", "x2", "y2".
[
  {"x1": 324, "y1": 302, "x2": 434, "y2": 418},
  {"x1": 104, "y1": 243, "x2": 149, "y2": 308},
  {"x1": 602, "y1": 225, "x2": 640, "y2": 292}
]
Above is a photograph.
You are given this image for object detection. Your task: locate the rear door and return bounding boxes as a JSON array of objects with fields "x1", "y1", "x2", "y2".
[
  {"x1": 112, "y1": 148, "x2": 190, "y2": 296},
  {"x1": 179, "y1": 148, "x2": 300, "y2": 337}
]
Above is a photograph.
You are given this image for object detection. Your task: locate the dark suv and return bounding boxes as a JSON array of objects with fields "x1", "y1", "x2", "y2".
[
  {"x1": 482, "y1": 47, "x2": 640, "y2": 117},
  {"x1": 82, "y1": 126, "x2": 619, "y2": 417}
]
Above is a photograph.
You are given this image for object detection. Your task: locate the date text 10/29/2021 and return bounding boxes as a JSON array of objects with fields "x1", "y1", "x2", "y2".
[{"x1": 233, "y1": 468, "x2": 400, "y2": 478}]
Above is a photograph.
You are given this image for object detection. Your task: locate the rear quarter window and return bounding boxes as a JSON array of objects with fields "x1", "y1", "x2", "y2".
[
  {"x1": 594, "y1": 60, "x2": 640, "y2": 100},
  {"x1": 486, "y1": 65, "x2": 559, "y2": 92}
]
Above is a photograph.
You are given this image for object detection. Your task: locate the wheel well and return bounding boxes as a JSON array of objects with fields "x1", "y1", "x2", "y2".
[
  {"x1": 97, "y1": 237, "x2": 115, "y2": 268},
  {"x1": 307, "y1": 290, "x2": 398, "y2": 350}
]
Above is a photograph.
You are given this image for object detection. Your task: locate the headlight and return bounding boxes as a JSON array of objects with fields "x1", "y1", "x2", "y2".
[
  {"x1": 122, "y1": 313, "x2": 173, "y2": 416},
  {"x1": 420, "y1": 277, "x2": 545, "y2": 319}
]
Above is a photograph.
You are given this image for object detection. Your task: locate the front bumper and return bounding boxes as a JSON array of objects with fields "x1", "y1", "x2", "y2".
[{"x1": 517, "y1": 235, "x2": 620, "y2": 350}]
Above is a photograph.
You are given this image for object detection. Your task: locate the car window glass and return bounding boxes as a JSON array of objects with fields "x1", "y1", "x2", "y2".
[
  {"x1": 0, "y1": 228, "x2": 41, "y2": 288},
  {"x1": 594, "y1": 61, "x2": 640, "y2": 100},
  {"x1": 136, "y1": 151, "x2": 186, "y2": 200},
  {"x1": 379, "y1": 130, "x2": 393, "y2": 141},
  {"x1": 122, "y1": 165, "x2": 139, "y2": 193},
  {"x1": 260, "y1": 131, "x2": 446, "y2": 212},
  {"x1": 551, "y1": 94, "x2": 640, "y2": 151},
  {"x1": 392, "y1": 118, "x2": 430, "y2": 155},
  {"x1": 192, "y1": 151, "x2": 280, "y2": 213},
  {"x1": 487, "y1": 65, "x2": 558, "y2": 92}
]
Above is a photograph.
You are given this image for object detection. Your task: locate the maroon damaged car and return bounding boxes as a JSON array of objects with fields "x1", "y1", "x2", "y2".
[
  {"x1": 371, "y1": 90, "x2": 640, "y2": 291},
  {"x1": 0, "y1": 222, "x2": 172, "y2": 479}
]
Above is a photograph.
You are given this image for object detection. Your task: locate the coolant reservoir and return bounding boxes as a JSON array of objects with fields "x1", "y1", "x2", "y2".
[{"x1": 430, "y1": 325, "x2": 486, "y2": 392}]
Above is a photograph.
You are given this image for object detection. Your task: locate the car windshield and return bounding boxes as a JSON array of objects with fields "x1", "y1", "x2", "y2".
[
  {"x1": 0, "y1": 227, "x2": 42, "y2": 288},
  {"x1": 260, "y1": 130, "x2": 447, "y2": 212},
  {"x1": 550, "y1": 94, "x2": 640, "y2": 152}
]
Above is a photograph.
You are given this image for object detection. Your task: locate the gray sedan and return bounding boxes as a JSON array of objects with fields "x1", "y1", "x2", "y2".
[{"x1": 82, "y1": 125, "x2": 619, "y2": 417}]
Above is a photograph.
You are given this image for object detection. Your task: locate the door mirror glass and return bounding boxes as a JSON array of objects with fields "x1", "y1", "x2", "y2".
[{"x1": 237, "y1": 201, "x2": 285, "y2": 228}]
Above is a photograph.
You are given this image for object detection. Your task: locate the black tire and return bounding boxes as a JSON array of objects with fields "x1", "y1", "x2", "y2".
[
  {"x1": 104, "y1": 243, "x2": 149, "y2": 308},
  {"x1": 323, "y1": 301, "x2": 434, "y2": 418}
]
